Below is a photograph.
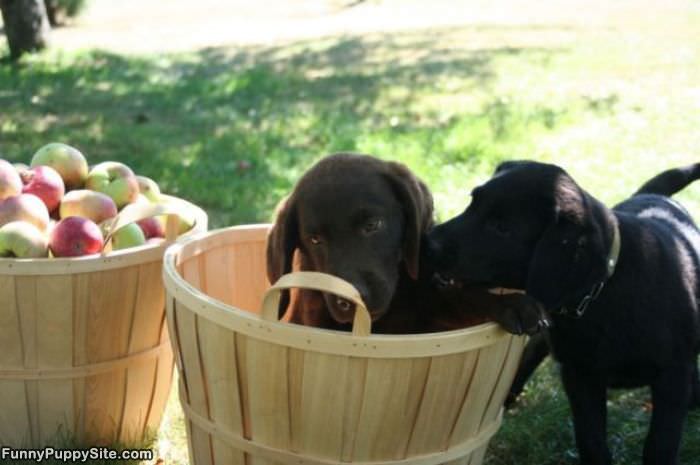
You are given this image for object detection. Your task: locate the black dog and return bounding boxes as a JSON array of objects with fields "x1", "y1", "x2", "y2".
[
  {"x1": 506, "y1": 166, "x2": 700, "y2": 409},
  {"x1": 267, "y1": 153, "x2": 546, "y2": 334},
  {"x1": 426, "y1": 161, "x2": 700, "y2": 465}
]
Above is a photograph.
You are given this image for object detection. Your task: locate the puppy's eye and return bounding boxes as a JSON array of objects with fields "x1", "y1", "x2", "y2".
[
  {"x1": 362, "y1": 218, "x2": 383, "y2": 235},
  {"x1": 309, "y1": 235, "x2": 322, "y2": 245}
]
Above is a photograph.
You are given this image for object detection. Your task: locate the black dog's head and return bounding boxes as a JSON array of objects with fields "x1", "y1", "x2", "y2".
[
  {"x1": 426, "y1": 160, "x2": 615, "y2": 312},
  {"x1": 267, "y1": 153, "x2": 433, "y2": 324}
]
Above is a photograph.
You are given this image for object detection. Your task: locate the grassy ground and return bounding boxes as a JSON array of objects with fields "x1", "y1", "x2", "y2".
[{"x1": 1, "y1": 1, "x2": 700, "y2": 463}]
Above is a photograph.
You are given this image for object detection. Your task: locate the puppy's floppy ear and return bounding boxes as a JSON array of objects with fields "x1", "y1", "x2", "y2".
[
  {"x1": 526, "y1": 174, "x2": 610, "y2": 311},
  {"x1": 383, "y1": 162, "x2": 434, "y2": 280},
  {"x1": 266, "y1": 195, "x2": 299, "y2": 317}
]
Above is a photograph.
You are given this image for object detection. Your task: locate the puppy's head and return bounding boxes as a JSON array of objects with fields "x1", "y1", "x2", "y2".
[
  {"x1": 426, "y1": 161, "x2": 614, "y2": 311},
  {"x1": 267, "y1": 153, "x2": 433, "y2": 324}
]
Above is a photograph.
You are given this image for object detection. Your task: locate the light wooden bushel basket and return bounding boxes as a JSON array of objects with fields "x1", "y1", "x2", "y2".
[
  {"x1": 0, "y1": 196, "x2": 207, "y2": 448},
  {"x1": 164, "y1": 224, "x2": 527, "y2": 465}
]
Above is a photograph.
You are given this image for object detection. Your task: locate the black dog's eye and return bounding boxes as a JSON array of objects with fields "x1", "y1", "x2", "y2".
[
  {"x1": 486, "y1": 219, "x2": 511, "y2": 237},
  {"x1": 362, "y1": 218, "x2": 383, "y2": 235},
  {"x1": 309, "y1": 235, "x2": 322, "y2": 245}
]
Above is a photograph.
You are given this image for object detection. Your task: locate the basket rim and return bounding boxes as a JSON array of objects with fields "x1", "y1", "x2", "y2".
[
  {"x1": 163, "y1": 224, "x2": 516, "y2": 358},
  {"x1": 0, "y1": 195, "x2": 208, "y2": 275}
]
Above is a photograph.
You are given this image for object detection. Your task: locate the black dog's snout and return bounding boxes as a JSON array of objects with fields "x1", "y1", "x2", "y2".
[
  {"x1": 421, "y1": 233, "x2": 458, "y2": 282},
  {"x1": 335, "y1": 297, "x2": 354, "y2": 312}
]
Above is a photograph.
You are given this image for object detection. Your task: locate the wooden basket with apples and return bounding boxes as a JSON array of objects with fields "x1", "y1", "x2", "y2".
[{"x1": 0, "y1": 143, "x2": 208, "y2": 447}]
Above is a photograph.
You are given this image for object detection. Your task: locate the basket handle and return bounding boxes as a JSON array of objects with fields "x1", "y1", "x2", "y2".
[
  {"x1": 261, "y1": 271, "x2": 372, "y2": 336},
  {"x1": 101, "y1": 202, "x2": 187, "y2": 253}
]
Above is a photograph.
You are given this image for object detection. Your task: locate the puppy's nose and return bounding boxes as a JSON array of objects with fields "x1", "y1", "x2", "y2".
[{"x1": 335, "y1": 297, "x2": 353, "y2": 312}]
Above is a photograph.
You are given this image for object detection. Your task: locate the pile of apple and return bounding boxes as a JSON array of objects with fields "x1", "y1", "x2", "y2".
[{"x1": 0, "y1": 142, "x2": 194, "y2": 258}]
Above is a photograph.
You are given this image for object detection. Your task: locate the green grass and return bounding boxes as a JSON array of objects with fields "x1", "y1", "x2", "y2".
[
  {"x1": 3, "y1": 27, "x2": 697, "y2": 228},
  {"x1": 1, "y1": 5, "x2": 700, "y2": 464},
  {"x1": 489, "y1": 361, "x2": 700, "y2": 465}
]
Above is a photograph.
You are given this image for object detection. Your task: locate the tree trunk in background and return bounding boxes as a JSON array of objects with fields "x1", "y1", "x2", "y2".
[
  {"x1": 0, "y1": 0, "x2": 51, "y2": 60},
  {"x1": 44, "y1": 0, "x2": 61, "y2": 27}
]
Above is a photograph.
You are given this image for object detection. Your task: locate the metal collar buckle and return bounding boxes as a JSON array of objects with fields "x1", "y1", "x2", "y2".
[
  {"x1": 568, "y1": 280, "x2": 606, "y2": 318},
  {"x1": 557, "y1": 220, "x2": 620, "y2": 319}
]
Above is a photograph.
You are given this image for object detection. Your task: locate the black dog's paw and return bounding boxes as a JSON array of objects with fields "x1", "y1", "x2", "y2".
[
  {"x1": 492, "y1": 293, "x2": 550, "y2": 336},
  {"x1": 434, "y1": 286, "x2": 550, "y2": 335}
]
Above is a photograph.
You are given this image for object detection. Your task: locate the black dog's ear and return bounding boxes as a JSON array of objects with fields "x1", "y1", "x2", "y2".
[
  {"x1": 526, "y1": 175, "x2": 610, "y2": 311},
  {"x1": 266, "y1": 195, "x2": 299, "y2": 317},
  {"x1": 384, "y1": 162, "x2": 434, "y2": 280},
  {"x1": 494, "y1": 160, "x2": 531, "y2": 176}
]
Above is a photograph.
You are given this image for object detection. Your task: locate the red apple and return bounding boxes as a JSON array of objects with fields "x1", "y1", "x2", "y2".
[
  {"x1": 31, "y1": 143, "x2": 89, "y2": 190},
  {"x1": 137, "y1": 217, "x2": 165, "y2": 239},
  {"x1": 0, "y1": 194, "x2": 50, "y2": 231},
  {"x1": 20, "y1": 165, "x2": 65, "y2": 213},
  {"x1": 0, "y1": 159, "x2": 23, "y2": 201},
  {"x1": 49, "y1": 216, "x2": 104, "y2": 257},
  {"x1": 60, "y1": 190, "x2": 118, "y2": 224}
]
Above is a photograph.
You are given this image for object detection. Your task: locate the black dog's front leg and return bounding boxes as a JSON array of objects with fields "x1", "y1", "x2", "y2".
[
  {"x1": 505, "y1": 332, "x2": 550, "y2": 408},
  {"x1": 691, "y1": 360, "x2": 700, "y2": 410},
  {"x1": 561, "y1": 364, "x2": 611, "y2": 465},
  {"x1": 643, "y1": 363, "x2": 692, "y2": 465}
]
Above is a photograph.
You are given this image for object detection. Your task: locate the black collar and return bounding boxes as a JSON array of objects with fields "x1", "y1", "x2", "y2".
[{"x1": 556, "y1": 220, "x2": 621, "y2": 318}]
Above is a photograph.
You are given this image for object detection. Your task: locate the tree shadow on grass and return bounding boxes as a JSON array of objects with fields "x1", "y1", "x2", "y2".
[{"x1": 0, "y1": 28, "x2": 565, "y2": 227}]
